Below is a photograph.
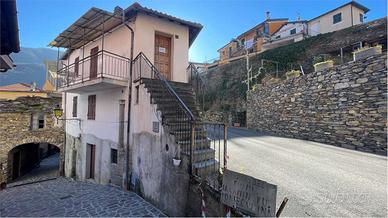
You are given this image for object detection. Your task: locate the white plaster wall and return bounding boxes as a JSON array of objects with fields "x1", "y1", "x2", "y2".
[
  {"x1": 307, "y1": 4, "x2": 366, "y2": 36},
  {"x1": 64, "y1": 88, "x2": 126, "y2": 185},
  {"x1": 130, "y1": 83, "x2": 161, "y2": 136},
  {"x1": 272, "y1": 23, "x2": 307, "y2": 39},
  {"x1": 65, "y1": 88, "x2": 127, "y2": 143},
  {"x1": 64, "y1": 13, "x2": 190, "y2": 83},
  {"x1": 134, "y1": 13, "x2": 190, "y2": 83},
  {"x1": 65, "y1": 24, "x2": 134, "y2": 67}
]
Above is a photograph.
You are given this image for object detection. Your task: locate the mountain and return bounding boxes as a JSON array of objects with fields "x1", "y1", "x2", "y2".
[{"x1": 0, "y1": 47, "x2": 60, "y2": 88}]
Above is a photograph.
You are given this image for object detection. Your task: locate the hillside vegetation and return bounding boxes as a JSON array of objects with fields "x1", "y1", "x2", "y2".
[{"x1": 202, "y1": 17, "x2": 387, "y2": 121}]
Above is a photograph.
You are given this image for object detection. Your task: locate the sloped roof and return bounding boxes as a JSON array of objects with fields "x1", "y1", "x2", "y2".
[
  {"x1": 49, "y1": 2, "x2": 202, "y2": 49},
  {"x1": 309, "y1": 1, "x2": 370, "y2": 22},
  {"x1": 0, "y1": 83, "x2": 43, "y2": 92},
  {"x1": 124, "y1": 2, "x2": 202, "y2": 46}
]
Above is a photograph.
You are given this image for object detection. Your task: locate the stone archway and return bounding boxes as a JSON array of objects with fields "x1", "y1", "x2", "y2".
[
  {"x1": 0, "y1": 125, "x2": 64, "y2": 186},
  {"x1": 6, "y1": 142, "x2": 62, "y2": 183}
]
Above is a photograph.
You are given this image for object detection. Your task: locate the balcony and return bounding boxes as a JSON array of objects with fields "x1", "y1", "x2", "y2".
[{"x1": 57, "y1": 50, "x2": 130, "y2": 92}]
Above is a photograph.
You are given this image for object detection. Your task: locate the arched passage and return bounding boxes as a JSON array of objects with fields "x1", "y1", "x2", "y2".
[{"x1": 7, "y1": 142, "x2": 61, "y2": 184}]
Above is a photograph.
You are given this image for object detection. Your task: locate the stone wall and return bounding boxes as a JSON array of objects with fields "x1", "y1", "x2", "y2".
[
  {"x1": 0, "y1": 96, "x2": 64, "y2": 184},
  {"x1": 247, "y1": 54, "x2": 387, "y2": 155}
]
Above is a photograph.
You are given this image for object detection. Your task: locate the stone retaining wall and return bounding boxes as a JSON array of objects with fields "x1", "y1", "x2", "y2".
[{"x1": 247, "y1": 54, "x2": 387, "y2": 155}]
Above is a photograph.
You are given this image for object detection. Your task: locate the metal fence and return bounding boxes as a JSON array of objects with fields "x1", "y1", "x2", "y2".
[{"x1": 57, "y1": 50, "x2": 130, "y2": 88}]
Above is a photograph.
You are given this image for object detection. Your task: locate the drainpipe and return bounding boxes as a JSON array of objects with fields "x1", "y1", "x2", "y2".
[{"x1": 122, "y1": 10, "x2": 135, "y2": 191}]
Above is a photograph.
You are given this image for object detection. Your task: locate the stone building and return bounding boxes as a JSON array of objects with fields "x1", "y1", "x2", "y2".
[{"x1": 0, "y1": 96, "x2": 64, "y2": 186}]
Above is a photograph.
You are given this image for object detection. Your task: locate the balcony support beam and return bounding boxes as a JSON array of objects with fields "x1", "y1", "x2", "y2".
[
  {"x1": 101, "y1": 15, "x2": 105, "y2": 79},
  {"x1": 82, "y1": 28, "x2": 85, "y2": 83}
]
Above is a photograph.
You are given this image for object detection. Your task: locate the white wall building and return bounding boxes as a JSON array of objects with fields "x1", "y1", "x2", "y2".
[
  {"x1": 307, "y1": 1, "x2": 369, "y2": 36},
  {"x1": 49, "y1": 3, "x2": 208, "y2": 215}
]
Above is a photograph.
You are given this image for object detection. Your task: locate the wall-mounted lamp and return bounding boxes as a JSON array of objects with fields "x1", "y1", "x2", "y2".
[{"x1": 53, "y1": 105, "x2": 81, "y2": 126}]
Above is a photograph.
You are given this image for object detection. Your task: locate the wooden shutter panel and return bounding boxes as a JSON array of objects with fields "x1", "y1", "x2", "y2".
[
  {"x1": 88, "y1": 95, "x2": 96, "y2": 120},
  {"x1": 72, "y1": 96, "x2": 78, "y2": 117},
  {"x1": 74, "y1": 57, "x2": 79, "y2": 77}
]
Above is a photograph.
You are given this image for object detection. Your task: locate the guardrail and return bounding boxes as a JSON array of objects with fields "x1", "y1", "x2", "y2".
[{"x1": 57, "y1": 50, "x2": 130, "y2": 88}]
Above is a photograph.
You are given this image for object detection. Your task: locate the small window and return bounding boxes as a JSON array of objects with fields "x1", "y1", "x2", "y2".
[
  {"x1": 276, "y1": 35, "x2": 281, "y2": 39},
  {"x1": 72, "y1": 96, "x2": 78, "y2": 117},
  {"x1": 30, "y1": 113, "x2": 44, "y2": 130},
  {"x1": 111, "y1": 149, "x2": 118, "y2": 164},
  {"x1": 333, "y1": 13, "x2": 342, "y2": 24},
  {"x1": 290, "y1": 28, "x2": 296, "y2": 35},
  {"x1": 359, "y1": 13, "x2": 364, "y2": 23},
  {"x1": 38, "y1": 114, "x2": 44, "y2": 128},
  {"x1": 87, "y1": 95, "x2": 96, "y2": 120},
  {"x1": 228, "y1": 47, "x2": 232, "y2": 58},
  {"x1": 135, "y1": 85, "x2": 139, "y2": 104}
]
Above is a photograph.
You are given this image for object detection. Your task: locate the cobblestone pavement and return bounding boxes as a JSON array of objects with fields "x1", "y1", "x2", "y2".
[
  {"x1": 8, "y1": 153, "x2": 59, "y2": 187},
  {"x1": 0, "y1": 178, "x2": 165, "y2": 217}
]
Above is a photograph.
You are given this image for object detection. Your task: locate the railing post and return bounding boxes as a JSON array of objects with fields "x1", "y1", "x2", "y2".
[
  {"x1": 190, "y1": 121, "x2": 195, "y2": 175},
  {"x1": 223, "y1": 124, "x2": 227, "y2": 169}
]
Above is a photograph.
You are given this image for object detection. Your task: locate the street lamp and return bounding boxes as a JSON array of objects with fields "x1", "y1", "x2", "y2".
[
  {"x1": 53, "y1": 104, "x2": 80, "y2": 125},
  {"x1": 53, "y1": 104, "x2": 63, "y2": 120}
]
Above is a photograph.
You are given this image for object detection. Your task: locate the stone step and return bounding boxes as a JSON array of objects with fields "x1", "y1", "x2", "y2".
[{"x1": 193, "y1": 159, "x2": 220, "y2": 178}]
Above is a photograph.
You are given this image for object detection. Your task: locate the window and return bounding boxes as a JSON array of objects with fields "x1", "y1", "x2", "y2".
[
  {"x1": 74, "y1": 57, "x2": 79, "y2": 77},
  {"x1": 228, "y1": 47, "x2": 232, "y2": 58},
  {"x1": 135, "y1": 86, "x2": 139, "y2": 104},
  {"x1": 38, "y1": 114, "x2": 44, "y2": 128},
  {"x1": 276, "y1": 35, "x2": 281, "y2": 39},
  {"x1": 72, "y1": 96, "x2": 78, "y2": 117},
  {"x1": 359, "y1": 13, "x2": 364, "y2": 23},
  {"x1": 87, "y1": 95, "x2": 96, "y2": 120},
  {"x1": 30, "y1": 113, "x2": 44, "y2": 130},
  {"x1": 111, "y1": 149, "x2": 118, "y2": 164},
  {"x1": 290, "y1": 28, "x2": 296, "y2": 35},
  {"x1": 333, "y1": 13, "x2": 342, "y2": 24}
]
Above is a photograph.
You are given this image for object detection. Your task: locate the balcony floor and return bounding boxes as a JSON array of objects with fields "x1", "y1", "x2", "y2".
[{"x1": 58, "y1": 77, "x2": 128, "y2": 93}]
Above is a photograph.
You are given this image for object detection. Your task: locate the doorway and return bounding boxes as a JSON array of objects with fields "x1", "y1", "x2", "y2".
[
  {"x1": 86, "y1": 143, "x2": 96, "y2": 179},
  {"x1": 12, "y1": 151, "x2": 21, "y2": 180},
  {"x1": 154, "y1": 33, "x2": 172, "y2": 80},
  {"x1": 90, "y1": 46, "x2": 99, "y2": 79}
]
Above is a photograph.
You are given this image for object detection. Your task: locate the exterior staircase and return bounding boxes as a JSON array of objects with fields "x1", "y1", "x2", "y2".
[{"x1": 140, "y1": 78, "x2": 219, "y2": 178}]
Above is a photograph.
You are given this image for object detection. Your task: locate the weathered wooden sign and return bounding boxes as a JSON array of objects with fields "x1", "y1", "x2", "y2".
[{"x1": 221, "y1": 169, "x2": 277, "y2": 217}]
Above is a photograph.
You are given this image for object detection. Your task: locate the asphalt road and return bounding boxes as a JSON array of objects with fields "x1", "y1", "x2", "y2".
[{"x1": 226, "y1": 127, "x2": 387, "y2": 217}]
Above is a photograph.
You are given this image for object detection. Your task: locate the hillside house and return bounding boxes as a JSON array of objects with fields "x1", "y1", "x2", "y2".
[
  {"x1": 49, "y1": 3, "x2": 222, "y2": 215},
  {"x1": 0, "y1": 83, "x2": 48, "y2": 100},
  {"x1": 262, "y1": 20, "x2": 307, "y2": 51},
  {"x1": 307, "y1": 1, "x2": 369, "y2": 36},
  {"x1": 218, "y1": 17, "x2": 287, "y2": 62}
]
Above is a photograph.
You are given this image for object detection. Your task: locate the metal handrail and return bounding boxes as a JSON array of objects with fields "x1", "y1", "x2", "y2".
[
  {"x1": 58, "y1": 50, "x2": 130, "y2": 74},
  {"x1": 133, "y1": 52, "x2": 196, "y2": 122}
]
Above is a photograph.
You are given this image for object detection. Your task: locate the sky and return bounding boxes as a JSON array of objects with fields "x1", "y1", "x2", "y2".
[{"x1": 17, "y1": 0, "x2": 387, "y2": 63}]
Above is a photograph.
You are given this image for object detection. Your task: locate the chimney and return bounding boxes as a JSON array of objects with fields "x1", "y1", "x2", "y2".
[
  {"x1": 266, "y1": 11, "x2": 270, "y2": 20},
  {"x1": 114, "y1": 6, "x2": 123, "y2": 16},
  {"x1": 30, "y1": 82, "x2": 36, "y2": 91},
  {"x1": 297, "y1": 12, "x2": 301, "y2": 21}
]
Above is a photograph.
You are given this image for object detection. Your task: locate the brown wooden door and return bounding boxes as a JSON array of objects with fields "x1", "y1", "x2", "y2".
[
  {"x1": 88, "y1": 144, "x2": 95, "y2": 179},
  {"x1": 90, "y1": 46, "x2": 99, "y2": 79},
  {"x1": 154, "y1": 34, "x2": 171, "y2": 80}
]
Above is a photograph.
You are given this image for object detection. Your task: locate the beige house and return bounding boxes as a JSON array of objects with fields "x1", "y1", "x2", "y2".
[
  {"x1": 48, "y1": 3, "x2": 225, "y2": 216},
  {"x1": 0, "y1": 83, "x2": 48, "y2": 100},
  {"x1": 307, "y1": 1, "x2": 369, "y2": 36}
]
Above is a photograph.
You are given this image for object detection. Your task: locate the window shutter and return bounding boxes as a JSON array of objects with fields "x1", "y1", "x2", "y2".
[
  {"x1": 72, "y1": 96, "x2": 78, "y2": 117},
  {"x1": 74, "y1": 57, "x2": 79, "y2": 77},
  {"x1": 88, "y1": 95, "x2": 96, "y2": 120}
]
